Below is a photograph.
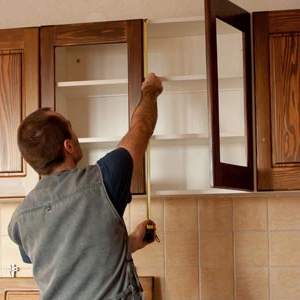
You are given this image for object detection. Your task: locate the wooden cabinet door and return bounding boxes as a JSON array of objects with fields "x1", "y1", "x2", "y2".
[
  {"x1": 4, "y1": 291, "x2": 39, "y2": 300},
  {"x1": 205, "y1": 0, "x2": 254, "y2": 190},
  {"x1": 0, "y1": 277, "x2": 153, "y2": 300},
  {"x1": 40, "y1": 20, "x2": 145, "y2": 194},
  {"x1": 0, "y1": 28, "x2": 39, "y2": 198},
  {"x1": 254, "y1": 10, "x2": 300, "y2": 190}
]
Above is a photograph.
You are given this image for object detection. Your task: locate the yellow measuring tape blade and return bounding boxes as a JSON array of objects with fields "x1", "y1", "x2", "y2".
[{"x1": 144, "y1": 20, "x2": 151, "y2": 221}]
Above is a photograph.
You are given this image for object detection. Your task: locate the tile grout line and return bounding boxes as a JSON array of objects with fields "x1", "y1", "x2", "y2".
[
  {"x1": 232, "y1": 197, "x2": 236, "y2": 300},
  {"x1": 198, "y1": 195, "x2": 201, "y2": 300},
  {"x1": 267, "y1": 196, "x2": 271, "y2": 300},
  {"x1": 163, "y1": 196, "x2": 167, "y2": 300}
]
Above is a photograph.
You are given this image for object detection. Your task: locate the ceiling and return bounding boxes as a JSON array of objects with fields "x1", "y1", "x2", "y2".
[{"x1": 0, "y1": 0, "x2": 300, "y2": 29}]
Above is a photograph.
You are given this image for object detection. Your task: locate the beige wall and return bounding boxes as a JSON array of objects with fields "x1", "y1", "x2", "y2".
[{"x1": 1, "y1": 192, "x2": 300, "y2": 299}]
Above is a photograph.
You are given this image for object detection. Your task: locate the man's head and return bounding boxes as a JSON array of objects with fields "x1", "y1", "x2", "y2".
[{"x1": 18, "y1": 108, "x2": 82, "y2": 175}]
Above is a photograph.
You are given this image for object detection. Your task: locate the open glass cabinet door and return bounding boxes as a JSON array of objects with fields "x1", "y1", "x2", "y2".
[{"x1": 205, "y1": 0, "x2": 254, "y2": 190}]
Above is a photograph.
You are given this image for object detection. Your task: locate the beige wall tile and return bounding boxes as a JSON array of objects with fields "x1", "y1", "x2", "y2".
[
  {"x1": 270, "y1": 267, "x2": 300, "y2": 299},
  {"x1": 269, "y1": 196, "x2": 300, "y2": 230},
  {"x1": 200, "y1": 232, "x2": 233, "y2": 267},
  {"x1": 165, "y1": 196, "x2": 198, "y2": 231},
  {"x1": 234, "y1": 197, "x2": 268, "y2": 230},
  {"x1": 1, "y1": 236, "x2": 32, "y2": 276},
  {"x1": 270, "y1": 231, "x2": 300, "y2": 265},
  {"x1": 201, "y1": 267, "x2": 234, "y2": 300},
  {"x1": 123, "y1": 205, "x2": 130, "y2": 230},
  {"x1": 136, "y1": 266, "x2": 165, "y2": 300},
  {"x1": 130, "y1": 197, "x2": 164, "y2": 233},
  {"x1": 235, "y1": 267, "x2": 269, "y2": 300},
  {"x1": 132, "y1": 234, "x2": 164, "y2": 267},
  {"x1": 1, "y1": 267, "x2": 33, "y2": 278},
  {"x1": 1, "y1": 203, "x2": 18, "y2": 236},
  {"x1": 165, "y1": 266, "x2": 199, "y2": 300},
  {"x1": 165, "y1": 231, "x2": 198, "y2": 266},
  {"x1": 235, "y1": 231, "x2": 269, "y2": 266},
  {"x1": 199, "y1": 198, "x2": 233, "y2": 231}
]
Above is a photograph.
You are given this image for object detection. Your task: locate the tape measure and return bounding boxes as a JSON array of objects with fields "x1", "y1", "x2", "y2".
[{"x1": 143, "y1": 20, "x2": 159, "y2": 243}]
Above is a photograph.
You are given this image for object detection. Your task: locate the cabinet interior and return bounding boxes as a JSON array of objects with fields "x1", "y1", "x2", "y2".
[{"x1": 54, "y1": 17, "x2": 247, "y2": 195}]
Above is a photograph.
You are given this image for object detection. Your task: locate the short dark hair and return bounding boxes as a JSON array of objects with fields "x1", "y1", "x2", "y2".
[{"x1": 18, "y1": 108, "x2": 72, "y2": 175}]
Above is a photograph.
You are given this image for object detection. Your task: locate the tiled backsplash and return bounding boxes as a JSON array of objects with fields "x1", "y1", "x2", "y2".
[{"x1": 2, "y1": 192, "x2": 300, "y2": 300}]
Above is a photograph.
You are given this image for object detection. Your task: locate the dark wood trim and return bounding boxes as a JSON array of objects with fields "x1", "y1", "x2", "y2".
[
  {"x1": 40, "y1": 26, "x2": 56, "y2": 109},
  {"x1": 127, "y1": 19, "x2": 145, "y2": 194}
]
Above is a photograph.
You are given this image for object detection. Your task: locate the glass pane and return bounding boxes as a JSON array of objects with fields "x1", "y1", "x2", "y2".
[{"x1": 216, "y1": 18, "x2": 247, "y2": 166}]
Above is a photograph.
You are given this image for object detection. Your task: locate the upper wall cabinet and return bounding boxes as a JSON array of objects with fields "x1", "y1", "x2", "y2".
[
  {"x1": 254, "y1": 10, "x2": 300, "y2": 190},
  {"x1": 40, "y1": 20, "x2": 145, "y2": 194},
  {"x1": 41, "y1": 14, "x2": 255, "y2": 196},
  {"x1": 0, "y1": 28, "x2": 39, "y2": 198}
]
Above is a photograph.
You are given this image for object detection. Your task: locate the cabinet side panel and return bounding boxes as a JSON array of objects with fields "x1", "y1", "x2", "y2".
[
  {"x1": 127, "y1": 20, "x2": 145, "y2": 194},
  {"x1": 270, "y1": 34, "x2": 300, "y2": 166},
  {"x1": 0, "y1": 53, "x2": 22, "y2": 174}
]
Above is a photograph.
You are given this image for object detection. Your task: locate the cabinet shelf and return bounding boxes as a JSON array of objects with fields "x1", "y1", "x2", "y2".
[
  {"x1": 152, "y1": 188, "x2": 244, "y2": 196},
  {"x1": 56, "y1": 79, "x2": 128, "y2": 87},
  {"x1": 78, "y1": 133, "x2": 245, "y2": 145}
]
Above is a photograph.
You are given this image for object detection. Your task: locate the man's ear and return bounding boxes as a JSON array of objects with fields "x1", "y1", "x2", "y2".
[{"x1": 64, "y1": 139, "x2": 75, "y2": 154}]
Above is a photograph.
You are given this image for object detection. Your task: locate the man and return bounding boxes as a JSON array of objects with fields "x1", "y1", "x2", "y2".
[{"x1": 8, "y1": 73, "x2": 163, "y2": 300}]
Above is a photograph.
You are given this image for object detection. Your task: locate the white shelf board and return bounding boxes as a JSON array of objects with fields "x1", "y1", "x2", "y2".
[
  {"x1": 78, "y1": 133, "x2": 245, "y2": 145},
  {"x1": 162, "y1": 74, "x2": 206, "y2": 81},
  {"x1": 152, "y1": 188, "x2": 247, "y2": 196},
  {"x1": 56, "y1": 78, "x2": 128, "y2": 87},
  {"x1": 79, "y1": 137, "x2": 122, "y2": 144}
]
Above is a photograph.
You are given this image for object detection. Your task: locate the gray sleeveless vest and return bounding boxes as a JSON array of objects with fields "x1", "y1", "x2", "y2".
[{"x1": 8, "y1": 164, "x2": 144, "y2": 300}]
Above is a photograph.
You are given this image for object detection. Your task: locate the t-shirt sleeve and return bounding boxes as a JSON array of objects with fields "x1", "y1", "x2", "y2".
[{"x1": 97, "y1": 147, "x2": 133, "y2": 216}]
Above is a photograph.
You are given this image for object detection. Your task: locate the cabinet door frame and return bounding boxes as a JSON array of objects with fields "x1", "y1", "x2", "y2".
[
  {"x1": 205, "y1": 0, "x2": 254, "y2": 190},
  {"x1": 254, "y1": 10, "x2": 300, "y2": 190},
  {"x1": 40, "y1": 20, "x2": 145, "y2": 194},
  {"x1": 0, "y1": 27, "x2": 39, "y2": 198}
]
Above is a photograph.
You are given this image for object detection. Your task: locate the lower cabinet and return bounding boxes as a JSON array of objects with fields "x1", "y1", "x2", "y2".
[{"x1": 0, "y1": 277, "x2": 154, "y2": 300}]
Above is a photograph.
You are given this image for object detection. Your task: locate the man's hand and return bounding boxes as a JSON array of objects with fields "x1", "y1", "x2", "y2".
[
  {"x1": 141, "y1": 73, "x2": 163, "y2": 98},
  {"x1": 129, "y1": 220, "x2": 156, "y2": 253}
]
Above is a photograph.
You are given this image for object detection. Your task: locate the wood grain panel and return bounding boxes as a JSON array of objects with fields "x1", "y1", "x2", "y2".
[
  {"x1": 270, "y1": 33, "x2": 300, "y2": 166},
  {"x1": 55, "y1": 21, "x2": 127, "y2": 46},
  {"x1": 0, "y1": 52, "x2": 22, "y2": 174},
  {"x1": 5, "y1": 291, "x2": 39, "y2": 300},
  {"x1": 254, "y1": 9, "x2": 300, "y2": 190}
]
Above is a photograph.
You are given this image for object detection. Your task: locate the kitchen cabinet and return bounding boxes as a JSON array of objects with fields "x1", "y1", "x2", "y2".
[
  {"x1": 5, "y1": 3, "x2": 292, "y2": 196},
  {"x1": 40, "y1": 20, "x2": 145, "y2": 194},
  {"x1": 0, "y1": 277, "x2": 154, "y2": 300},
  {"x1": 207, "y1": 0, "x2": 300, "y2": 191},
  {"x1": 0, "y1": 28, "x2": 39, "y2": 198},
  {"x1": 254, "y1": 9, "x2": 300, "y2": 190}
]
